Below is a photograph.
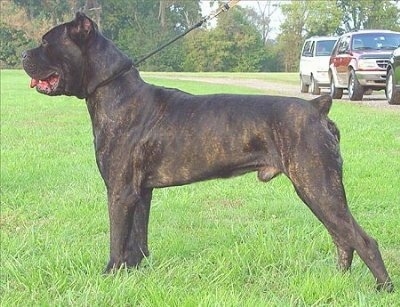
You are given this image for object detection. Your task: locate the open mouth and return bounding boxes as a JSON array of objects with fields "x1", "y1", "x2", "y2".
[{"x1": 30, "y1": 72, "x2": 60, "y2": 94}]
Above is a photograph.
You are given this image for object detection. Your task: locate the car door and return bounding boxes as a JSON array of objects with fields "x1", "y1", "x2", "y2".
[
  {"x1": 393, "y1": 47, "x2": 400, "y2": 86},
  {"x1": 331, "y1": 35, "x2": 351, "y2": 87},
  {"x1": 300, "y1": 40, "x2": 314, "y2": 84}
]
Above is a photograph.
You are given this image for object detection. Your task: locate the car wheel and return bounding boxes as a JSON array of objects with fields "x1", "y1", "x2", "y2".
[
  {"x1": 300, "y1": 76, "x2": 309, "y2": 93},
  {"x1": 386, "y1": 69, "x2": 400, "y2": 105},
  {"x1": 330, "y1": 75, "x2": 343, "y2": 99},
  {"x1": 310, "y1": 76, "x2": 321, "y2": 95},
  {"x1": 348, "y1": 70, "x2": 364, "y2": 101}
]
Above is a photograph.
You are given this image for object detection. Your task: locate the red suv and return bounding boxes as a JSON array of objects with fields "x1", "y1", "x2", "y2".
[{"x1": 329, "y1": 30, "x2": 400, "y2": 100}]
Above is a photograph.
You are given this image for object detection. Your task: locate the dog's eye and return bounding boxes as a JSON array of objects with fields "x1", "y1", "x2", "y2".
[{"x1": 42, "y1": 39, "x2": 48, "y2": 47}]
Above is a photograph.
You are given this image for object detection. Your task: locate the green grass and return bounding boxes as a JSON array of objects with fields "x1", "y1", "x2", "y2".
[{"x1": 1, "y1": 70, "x2": 399, "y2": 306}]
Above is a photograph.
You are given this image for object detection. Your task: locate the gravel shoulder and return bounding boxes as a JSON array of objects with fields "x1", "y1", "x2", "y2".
[{"x1": 159, "y1": 75, "x2": 399, "y2": 111}]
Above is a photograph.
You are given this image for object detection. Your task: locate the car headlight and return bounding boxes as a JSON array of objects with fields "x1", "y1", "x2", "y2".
[{"x1": 358, "y1": 59, "x2": 378, "y2": 70}]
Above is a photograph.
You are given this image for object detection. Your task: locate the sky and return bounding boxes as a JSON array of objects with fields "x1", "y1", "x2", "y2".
[{"x1": 200, "y1": 0, "x2": 283, "y2": 39}]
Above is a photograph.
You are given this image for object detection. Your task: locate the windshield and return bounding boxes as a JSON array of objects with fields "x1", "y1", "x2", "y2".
[
  {"x1": 315, "y1": 40, "x2": 337, "y2": 56},
  {"x1": 352, "y1": 33, "x2": 400, "y2": 51}
]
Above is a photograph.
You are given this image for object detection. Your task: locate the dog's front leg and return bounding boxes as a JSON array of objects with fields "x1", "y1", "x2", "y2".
[
  {"x1": 104, "y1": 187, "x2": 152, "y2": 273},
  {"x1": 126, "y1": 188, "x2": 153, "y2": 266}
]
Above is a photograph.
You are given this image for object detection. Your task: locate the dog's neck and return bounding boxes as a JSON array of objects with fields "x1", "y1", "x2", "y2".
[
  {"x1": 84, "y1": 65, "x2": 146, "y2": 128},
  {"x1": 82, "y1": 33, "x2": 134, "y2": 98},
  {"x1": 86, "y1": 63, "x2": 134, "y2": 97}
]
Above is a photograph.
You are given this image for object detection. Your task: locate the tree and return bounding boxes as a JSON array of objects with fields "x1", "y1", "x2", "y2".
[
  {"x1": 0, "y1": 1, "x2": 39, "y2": 68},
  {"x1": 13, "y1": 0, "x2": 77, "y2": 25},
  {"x1": 337, "y1": 0, "x2": 400, "y2": 33},
  {"x1": 304, "y1": 1, "x2": 342, "y2": 37},
  {"x1": 275, "y1": 0, "x2": 399, "y2": 72},
  {"x1": 0, "y1": 25, "x2": 32, "y2": 67},
  {"x1": 98, "y1": 0, "x2": 201, "y2": 71},
  {"x1": 276, "y1": 1, "x2": 307, "y2": 72},
  {"x1": 183, "y1": 6, "x2": 266, "y2": 72},
  {"x1": 245, "y1": 1, "x2": 280, "y2": 45},
  {"x1": 232, "y1": 1, "x2": 282, "y2": 72},
  {"x1": 3, "y1": 0, "x2": 399, "y2": 71},
  {"x1": 4, "y1": 0, "x2": 201, "y2": 70}
]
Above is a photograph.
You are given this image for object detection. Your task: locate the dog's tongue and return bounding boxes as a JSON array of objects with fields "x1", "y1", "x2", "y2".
[
  {"x1": 30, "y1": 78, "x2": 53, "y2": 92},
  {"x1": 30, "y1": 78, "x2": 39, "y2": 88}
]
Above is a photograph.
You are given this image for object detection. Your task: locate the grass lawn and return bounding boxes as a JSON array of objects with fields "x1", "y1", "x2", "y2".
[{"x1": 1, "y1": 70, "x2": 399, "y2": 306}]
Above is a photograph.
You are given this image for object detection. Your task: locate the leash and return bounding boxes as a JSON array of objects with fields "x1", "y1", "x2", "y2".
[{"x1": 134, "y1": 0, "x2": 240, "y2": 66}]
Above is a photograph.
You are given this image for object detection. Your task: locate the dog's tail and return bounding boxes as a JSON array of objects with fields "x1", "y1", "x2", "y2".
[{"x1": 310, "y1": 95, "x2": 340, "y2": 141}]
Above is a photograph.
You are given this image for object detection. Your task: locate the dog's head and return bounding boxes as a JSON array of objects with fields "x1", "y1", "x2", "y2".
[{"x1": 22, "y1": 12, "x2": 132, "y2": 99}]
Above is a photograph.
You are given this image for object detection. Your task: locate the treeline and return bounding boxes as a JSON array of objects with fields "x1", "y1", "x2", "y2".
[{"x1": 1, "y1": 0, "x2": 400, "y2": 72}]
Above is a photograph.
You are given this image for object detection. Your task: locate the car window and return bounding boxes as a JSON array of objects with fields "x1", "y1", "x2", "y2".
[
  {"x1": 309, "y1": 41, "x2": 315, "y2": 56},
  {"x1": 315, "y1": 40, "x2": 336, "y2": 56},
  {"x1": 338, "y1": 36, "x2": 350, "y2": 54},
  {"x1": 302, "y1": 41, "x2": 313, "y2": 57},
  {"x1": 331, "y1": 39, "x2": 339, "y2": 55},
  {"x1": 352, "y1": 33, "x2": 400, "y2": 50}
]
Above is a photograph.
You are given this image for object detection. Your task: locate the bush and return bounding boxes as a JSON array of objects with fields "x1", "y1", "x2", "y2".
[{"x1": 0, "y1": 23, "x2": 34, "y2": 68}]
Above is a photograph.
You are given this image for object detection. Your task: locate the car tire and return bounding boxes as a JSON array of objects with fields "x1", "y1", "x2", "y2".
[
  {"x1": 310, "y1": 76, "x2": 321, "y2": 95},
  {"x1": 330, "y1": 75, "x2": 343, "y2": 99},
  {"x1": 386, "y1": 69, "x2": 400, "y2": 105},
  {"x1": 300, "y1": 76, "x2": 309, "y2": 93},
  {"x1": 348, "y1": 70, "x2": 364, "y2": 101}
]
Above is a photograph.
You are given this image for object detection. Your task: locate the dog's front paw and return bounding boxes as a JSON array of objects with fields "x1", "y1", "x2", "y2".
[
  {"x1": 376, "y1": 280, "x2": 394, "y2": 293},
  {"x1": 103, "y1": 259, "x2": 126, "y2": 274}
]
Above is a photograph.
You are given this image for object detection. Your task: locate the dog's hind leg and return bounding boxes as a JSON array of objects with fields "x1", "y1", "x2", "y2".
[
  {"x1": 257, "y1": 165, "x2": 355, "y2": 271},
  {"x1": 333, "y1": 238, "x2": 354, "y2": 272},
  {"x1": 288, "y1": 161, "x2": 393, "y2": 292}
]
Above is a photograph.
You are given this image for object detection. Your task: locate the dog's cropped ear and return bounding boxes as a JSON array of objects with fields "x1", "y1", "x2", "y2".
[
  {"x1": 68, "y1": 12, "x2": 97, "y2": 43},
  {"x1": 309, "y1": 95, "x2": 332, "y2": 116}
]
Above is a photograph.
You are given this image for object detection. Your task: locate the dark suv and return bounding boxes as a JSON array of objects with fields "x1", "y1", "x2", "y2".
[
  {"x1": 329, "y1": 30, "x2": 400, "y2": 100},
  {"x1": 386, "y1": 47, "x2": 400, "y2": 105}
]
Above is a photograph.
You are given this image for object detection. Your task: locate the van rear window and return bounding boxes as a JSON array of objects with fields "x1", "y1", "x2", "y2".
[{"x1": 315, "y1": 40, "x2": 336, "y2": 56}]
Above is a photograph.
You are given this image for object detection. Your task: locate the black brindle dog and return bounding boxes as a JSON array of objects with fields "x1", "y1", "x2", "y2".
[{"x1": 22, "y1": 13, "x2": 393, "y2": 291}]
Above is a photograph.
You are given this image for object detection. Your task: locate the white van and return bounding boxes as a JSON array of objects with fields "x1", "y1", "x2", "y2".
[{"x1": 299, "y1": 36, "x2": 338, "y2": 95}]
